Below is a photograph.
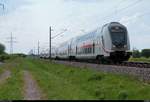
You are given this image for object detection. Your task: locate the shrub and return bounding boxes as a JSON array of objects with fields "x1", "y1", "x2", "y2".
[
  {"x1": 141, "y1": 49, "x2": 150, "y2": 58},
  {"x1": 12, "y1": 53, "x2": 27, "y2": 58},
  {"x1": 88, "y1": 74, "x2": 103, "y2": 81},
  {"x1": 118, "y1": 90, "x2": 128, "y2": 100},
  {"x1": 132, "y1": 50, "x2": 141, "y2": 58},
  {"x1": 0, "y1": 43, "x2": 5, "y2": 55},
  {"x1": 0, "y1": 54, "x2": 10, "y2": 62},
  {"x1": 94, "y1": 87, "x2": 105, "y2": 100}
]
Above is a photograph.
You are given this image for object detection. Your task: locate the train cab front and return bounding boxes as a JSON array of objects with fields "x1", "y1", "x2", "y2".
[{"x1": 109, "y1": 22, "x2": 132, "y2": 62}]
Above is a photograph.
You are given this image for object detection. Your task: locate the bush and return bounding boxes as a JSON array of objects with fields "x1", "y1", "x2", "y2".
[
  {"x1": 141, "y1": 49, "x2": 150, "y2": 58},
  {"x1": 88, "y1": 74, "x2": 104, "y2": 81},
  {"x1": 11, "y1": 53, "x2": 27, "y2": 58},
  {"x1": 0, "y1": 54, "x2": 10, "y2": 62},
  {"x1": 118, "y1": 90, "x2": 128, "y2": 100},
  {"x1": 132, "y1": 50, "x2": 141, "y2": 58},
  {"x1": 0, "y1": 43, "x2": 5, "y2": 55}
]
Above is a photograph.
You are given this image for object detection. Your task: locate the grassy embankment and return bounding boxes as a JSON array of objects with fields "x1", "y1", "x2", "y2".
[
  {"x1": 0, "y1": 57, "x2": 150, "y2": 99},
  {"x1": 129, "y1": 57, "x2": 150, "y2": 63}
]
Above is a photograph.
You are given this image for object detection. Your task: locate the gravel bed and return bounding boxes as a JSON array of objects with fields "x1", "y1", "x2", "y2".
[{"x1": 53, "y1": 60, "x2": 150, "y2": 82}]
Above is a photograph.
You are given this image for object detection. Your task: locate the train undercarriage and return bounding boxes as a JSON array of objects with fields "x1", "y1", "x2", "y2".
[
  {"x1": 54, "y1": 51, "x2": 132, "y2": 64},
  {"x1": 109, "y1": 51, "x2": 132, "y2": 63}
]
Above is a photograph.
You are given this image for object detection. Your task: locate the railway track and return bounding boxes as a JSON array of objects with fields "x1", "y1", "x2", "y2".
[
  {"x1": 121, "y1": 61, "x2": 150, "y2": 68},
  {"x1": 78, "y1": 59, "x2": 150, "y2": 69},
  {"x1": 63, "y1": 60, "x2": 150, "y2": 69},
  {"x1": 52, "y1": 58, "x2": 150, "y2": 69}
]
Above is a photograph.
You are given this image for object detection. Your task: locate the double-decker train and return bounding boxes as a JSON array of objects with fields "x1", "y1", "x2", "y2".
[{"x1": 42, "y1": 22, "x2": 132, "y2": 63}]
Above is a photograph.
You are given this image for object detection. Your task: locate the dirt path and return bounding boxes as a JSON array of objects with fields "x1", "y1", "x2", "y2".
[
  {"x1": 23, "y1": 70, "x2": 44, "y2": 100},
  {"x1": 0, "y1": 70, "x2": 11, "y2": 83}
]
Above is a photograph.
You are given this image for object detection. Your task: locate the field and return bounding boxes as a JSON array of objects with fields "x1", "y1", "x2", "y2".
[{"x1": 0, "y1": 57, "x2": 150, "y2": 100}]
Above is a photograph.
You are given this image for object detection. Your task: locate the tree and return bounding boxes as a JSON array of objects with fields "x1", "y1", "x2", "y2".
[
  {"x1": 132, "y1": 48, "x2": 141, "y2": 58},
  {"x1": 132, "y1": 50, "x2": 141, "y2": 58},
  {"x1": 0, "y1": 43, "x2": 5, "y2": 55},
  {"x1": 141, "y1": 49, "x2": 150, "y2": 58}
]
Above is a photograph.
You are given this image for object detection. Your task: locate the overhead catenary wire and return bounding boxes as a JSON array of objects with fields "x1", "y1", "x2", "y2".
[
  {"x1": 51, "y1": 29, "x2": 67, "y2": 39},
  {"x1": 121, "y1": 11, "x2": 150, "y2": 23},
  {"x1": 68, "y1": 0, "x2": 144, "y2": 33},
  {"x1": 101, "y1": 0, "x2": 143, "y2": 23},
  {"x1": 117, "y1": 0, "x2": 142, "y2": 13}
]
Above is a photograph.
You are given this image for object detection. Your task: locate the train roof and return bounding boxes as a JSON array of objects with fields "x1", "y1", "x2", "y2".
[{"x1": 57, "y1": 22, "x2": 126, "y2": 47}]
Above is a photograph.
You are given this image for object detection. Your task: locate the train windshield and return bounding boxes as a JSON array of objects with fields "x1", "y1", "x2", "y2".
[{"x1": 110, "y1": 27, "x2": 127, "y2": 47}]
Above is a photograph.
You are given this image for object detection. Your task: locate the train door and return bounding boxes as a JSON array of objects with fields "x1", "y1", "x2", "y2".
[{"x1": 93, "y1": 42, "x2": 95, "y2": 54}]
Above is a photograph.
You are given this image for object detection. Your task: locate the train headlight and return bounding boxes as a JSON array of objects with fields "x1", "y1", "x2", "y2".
[
  {"x1": 113, "y1": 45, "x2": 116, "y2": 48},
  {"x1": 124, "y1": 45, "x2": 127, "y2": 47}
]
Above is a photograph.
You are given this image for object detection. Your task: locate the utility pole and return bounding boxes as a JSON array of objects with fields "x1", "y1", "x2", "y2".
[
  {"x1": 6, "y1": 32, "x2": 17, "y2": 54},
  {"x1": 49, "y1": 26, "x2": 67, "y2": 60},
  {"x1": 33, "y1": 47, "x2": 36, "y2": 55},
  {"x1": 49, "y1": 26, "x2": 52, "y2": 60},
  {"x1": 38, "y1": 41, "x2": 40, "y2": 57}
]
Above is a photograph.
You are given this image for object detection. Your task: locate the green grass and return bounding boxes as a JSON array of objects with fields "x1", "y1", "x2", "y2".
[
  {"x1": 129, "y1": 57, "x2": 150, "y2": 63},
  {"x1": 1, "y1": 57, "x2": 150, "y2": 100},
  {"x1": 0, "y1": 59, "x2": 24, "y2": 100},
  {"x1": 22, "y1": 58, "x2": 150, "y2": 100}
]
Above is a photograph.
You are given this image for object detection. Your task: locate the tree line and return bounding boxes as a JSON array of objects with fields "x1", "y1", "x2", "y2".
[
  {"x1": 0, "y1": 43, "x2": 27, "y2": 62},
  {"x1": 0, "y1": 43, "x2": 5, "y2": 55},
  {"x1": 132, "y1": 49, "x2": 150, "y2": 58}
]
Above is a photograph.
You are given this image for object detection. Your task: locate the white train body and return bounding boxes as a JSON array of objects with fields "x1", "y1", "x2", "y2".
[{"x1": 53, "y1": 22, "x2": 132, "y2": 62}]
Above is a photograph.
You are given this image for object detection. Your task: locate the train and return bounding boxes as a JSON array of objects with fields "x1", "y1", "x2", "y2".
[{"x1": 41, "y1": 22, "x2": 132, "y2": 63}]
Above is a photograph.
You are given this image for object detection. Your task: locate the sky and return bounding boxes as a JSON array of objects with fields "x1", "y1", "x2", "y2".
[{"x1": 0, "y1": 0, "x2": 150, "y2": 54}]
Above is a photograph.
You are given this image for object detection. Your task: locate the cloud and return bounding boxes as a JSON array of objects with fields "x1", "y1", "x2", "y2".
[
  {"x1": 119, "y1": 14, "x2": 150, "y2": 50},
  {"x1": 0, "y1": 0, "x2": 32, "y2": 15},
  {"x1": 119, "y1": 13, "x2": 141, "y2": 26},
  {"x1": 0, "y1": 0, "x2": 150, "y2": 54},
  {"x1": 63, "y1": 0, "x2": 103, "y2": 3}
]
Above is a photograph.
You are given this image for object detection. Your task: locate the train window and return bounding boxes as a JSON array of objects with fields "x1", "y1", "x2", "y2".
[
  {"x1": 86, "y1": 48, "x2": 87, "y2": 54},
  {"x1": 82, "y1": 48, "x2": 84, "y2": 54},
  {"x1": 93, "y1": 43, "x2": 95, "y2": 54},
  {"x1": 85, "y1": 48, "x2": 87, "y2": 54},
  {"x1": 76, "y1": 46, "x2": 77, "y2": 54},
  {"x1": 87, "y1": 48, "x2": 91, "y2": 54},
  {"x1": 102, "y1": 36, "x2": 105, "y2": 47},
  {"x1": 89, "y1": 48, "x2": 90, "y2": 53}
]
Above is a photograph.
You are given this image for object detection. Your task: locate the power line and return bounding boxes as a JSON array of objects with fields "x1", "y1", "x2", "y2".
[
  {"x1": 121, "y1": 11, "x2": 150, "y2": 22},
  {"x1": 49, "y1": 26, "x2": 68, "y2": 59},
  {"x1": 51, "y1": 29, "x2": 67, "y2": 39},
  {"x1": 117, "y1": 0, "x2": 142, "y2": 13},
  {"x1": 68, "y1": 0, "x2": 143, "y2": 33},
  {"x1": 49, "y1": 26, "x2": 52, "y2": 60},
  {"x1": 101, "y1": 0, "x2": 143, "y2": 23},
  {"x1": 37, "y1": 41, "x2": 40, "y2": 56},
  {"x1": 6, "y1": 33, "x2": 17, "y2": 54}
]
